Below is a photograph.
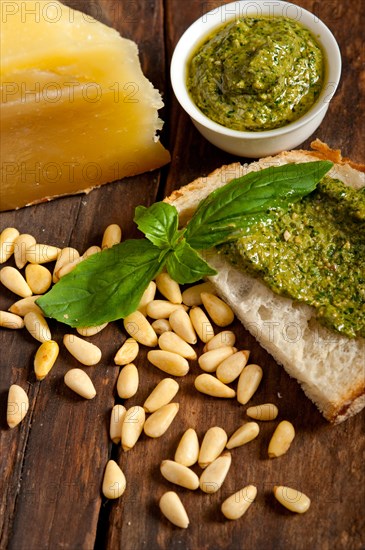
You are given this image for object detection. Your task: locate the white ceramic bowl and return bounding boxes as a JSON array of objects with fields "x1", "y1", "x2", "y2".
[{"x1": 170, "y1": 1, "x2": 341, "y2": 158}]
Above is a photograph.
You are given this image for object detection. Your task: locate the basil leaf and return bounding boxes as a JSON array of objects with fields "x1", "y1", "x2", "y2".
[
  {"x1": 37, "y1": 240, "x2": 163, "y2": 327},
  {"x1": 185, "y1": 161, "x2": 333, "y2": 249},
  {"x1": 166, "y1": 240, "x2": 217, "y2": 284},
  {"x1": 134, "y1": 202, "x2": 179, "y2": 248}
]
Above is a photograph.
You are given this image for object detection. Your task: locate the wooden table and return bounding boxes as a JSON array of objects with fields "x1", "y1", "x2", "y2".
[{"x1": 1, "y1": 1, "x2": 364, "y2": 549}]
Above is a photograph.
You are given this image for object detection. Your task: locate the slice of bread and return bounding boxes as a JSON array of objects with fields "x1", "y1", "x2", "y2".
[{"x1": 165, "y1": 140, "x2": 365, "y2": 423}]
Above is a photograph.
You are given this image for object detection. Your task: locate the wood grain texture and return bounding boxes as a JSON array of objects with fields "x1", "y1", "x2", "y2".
[{"x1": 0, "y1": 1, "x2": 364, "y2": 549}]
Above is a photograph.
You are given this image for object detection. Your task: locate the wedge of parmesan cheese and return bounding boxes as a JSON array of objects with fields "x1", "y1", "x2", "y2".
[{"x1": 0, "y1": 0, "x2": 170, "y2": 211}]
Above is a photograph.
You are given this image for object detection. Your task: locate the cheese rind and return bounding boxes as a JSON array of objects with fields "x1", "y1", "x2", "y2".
[{"x1": 0, "y1": 1, "x2": 170, "y2": 211}]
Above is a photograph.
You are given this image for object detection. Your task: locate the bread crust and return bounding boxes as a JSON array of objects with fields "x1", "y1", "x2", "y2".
[{"x1": 166, "y1": 141, "x2": 365, "y2": 423}]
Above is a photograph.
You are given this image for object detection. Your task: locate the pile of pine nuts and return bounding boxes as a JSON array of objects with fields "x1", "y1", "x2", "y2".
[{"x1": 1, "y1": 224, "x2": 311, "y2": 527}]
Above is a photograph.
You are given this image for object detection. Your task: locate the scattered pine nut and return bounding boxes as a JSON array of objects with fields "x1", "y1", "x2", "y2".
[
  {"x1": 199, "y1": 453, "x2": 232, "y2": 494},
  {"x1": 109, "y1": 404, "x2": 126, "y2": 444},
  {"x1": 144, "y1": 403, "x2": 179, "y2": 438},
  {"x1": 201, "y1": 292, "x2": 234, "y2": 327},
  {"x1": 123, "y1": 311, "x2": 158, "y2": 347},
  {"x1": 0, "y1": 266, "x2": 32, "y2": 298},
  {"x1": 159, "y1": 491, "x2": 189, "y2": 528},
  {"x1": 155, "y1": 273, "x2": 182, "y2": 304},
  {"x1": 102, "y1": 460, "x2": 126, "y2": 499},
  {"x1": 237, "y1": 364, "x2": 263, "y2": 405},
  {"x1": 57, "y1": 257, "x2": 82, "y2": 278},
  {"x1": 121, "y1": 406, "x2": 145, "y2": 451},
  {"x1": 83, "y1": 245, "x2": 101, "y2": 259},
  {"x1": 169, "y1": 308, "x2": 197, "y2": 344},
  {"x1": 0, "y1": 227, "x2": 20, "y2": 264},
  {"x1": 14, "y1": 234, "x2": 36, "y2": 269},
  {"x1": 158, "y1": 331, "x2": 197, "y2": 360},
  {"x1": 117, "y1": 363, "x2": 139, "y2": 399},
  {"x1": 25, "y1": 244, "x2": 61, "y2": 264},
  {"x1": 147, "y1": 350, "x2": 189, "y2": 376},
  {"x1": 34, "y1": 340, "x2": 59, "y2": 380},
  {"x1": 24, "y1": 311, "x2": 52, "y2": 342},
  {"x1": 198, "y1": 427, "x2": 228, "y2": 469},
  {"x1": 181, "y1": 281, "x2": 216, "y2": 306},
  {"x1": 137, "y1": 280, "x2": 156, "y2": 316},
  {"x1": 0, "y1": 310, "x2": 24, "y2": 329},
  {"x1": 101, "y1": 224, "x2": 122, "y2": 249},
  {"x1": 198, "y1": 346, "x2": 235, "y2": 373},
  {"x1": 226, "y1": 422, "x2": 260, "y2": 449},
  {"x1": 64, "y1": 368, "x2": 96, "y2": 399},
  {"x1": 203, "y1": 330, "x2": 236, "y2": 352},
  {"x1": 143, "y1": 378, "x2": 179, "y2": 413},
  {"x1": 246, "y1": 403, "x2": 279, "y2": 421},
  {"x1": 77, "y1": 323, "x2": 108, "y2": 337},
  {"x1": 221, "y1": 485, "x2": 257, "y2": 520},
  {"x1": 53, "y1": 247, "x2": 80, "y2": 282},
  {"x1": 146, "y1": 300, "x2": 185, "y2": 319},
  {"x1": 9, "y1": 296, "x2": 43, "y2": 317},
  {"x1": 160, "y1": 460, "x2": 199, "y2": 490},
  {"x1": 216, "y1": 350, "x2": 249, "y2": 384},
  {"x1": 194, "y1": 374, "x2": 235, "y2": 398},
  {"x1": 268, "y1": 421, "x2": 295, "y2": 458},
  {"x1": 7, "y1": 384, "x2": 29, "y2": 428},
  {"x1": 25, "y1": 264, "x2": 52, "y2": 294},
  {"x1": 63, "y1": 334, "x2": 101, "y2": 365},
  {"x1": 174, "y1": 428, "x2": 200, "y2": 467},
  {"x1": 273, "y1": 486, "x2": 311, "y2": 513},
  {"x1": 151, "y1": 318, "x2": 171, "y2": 335},
  {"x1": 114, "y1": 337, "x2": 139, "y2": 366},
  {"x1": 189, "y1": 306, "x2": 214, "y2": 343}
]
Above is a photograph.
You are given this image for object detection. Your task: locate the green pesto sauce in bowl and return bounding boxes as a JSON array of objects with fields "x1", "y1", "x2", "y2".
[
  {"x1": 219, "y1": 177, "x2": 365, "y2": 338},
  {"x1": 188, "y1": 17, "x2": 324, "y2": 131}
]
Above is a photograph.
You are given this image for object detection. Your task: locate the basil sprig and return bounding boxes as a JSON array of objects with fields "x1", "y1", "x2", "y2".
[{"x1": 37, "y1": 160, "x2": 332, "y2": 327}]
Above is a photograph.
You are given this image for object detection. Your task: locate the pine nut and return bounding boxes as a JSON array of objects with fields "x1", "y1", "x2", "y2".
[
  {"x1": 0, "y1": 266, "x2": 32, "y2": 297},
  {"x1": 121, "y1": 406, "x2": 145, "y2": 451},
  {"x1": 201, "y1": 292, "x2": 234, "y2": 327},
  {"x1": 273, "y1": 486, "x2": 311, "y2": 514},
  {"x1": 182, "y1": 281, "x2": 216, "y2": 306},
  {"x1": 0, "y1": 310, "x2": 24, "y2": 329},
  {"x1": 14, "y1": 234, "x2": 36, "y2": 269},
  {"x1": 24, "y1": 311, "x2": 52, "y2": 342},
  {"x1": 194, "y1": 374, "x2": 235, "y2": 398},
  {"x1": 25, "y1": 244, "x2": 61, "y2": 264},
  {"x1": 160, "y1": 460, "x2": 199, "y2": 490},
  {"x1": 144, "y1": 403, "x2": 179, "y2": 438},
  {"x1": 25, "y1": 264, "x2": 52, "y2": 294},
  {"x1": 58, "y1": 257, "x2": 82, "y2": 278},
  {"x1": 221, "y1": 485, "x2": 257, "y2": 520},
  {"x1": 198, "y1": 346, "x2": 235, "y2": 373},
  {"x1": 114, "y1": 337, "x2": 139, "y2": 366},
  {"x1": 247, "y1": 403, "x2": 279, "y2": 421},
  {"x1": 123, "y1": 311, "x2": 158, "y2": 347},
  {"x1": 83, "y1": 245, "x2": 101, "y2": 258},
  {"x1": 53, "y1": 247, "x2": 80, "y2": 282},
  {"x1": 117, "y1": 363, "x2": 139, "y2": 399},
  {"x1": 137, "y1": 280, "x2": 156, "y2": 316},
  {"x1": 34, "y1": 340, "x2": 59, "y2": 380},
  {"x1": 109, "y1": 404, "x2": 126, "y2": 444},
  {"x1": 155, "y1": 273, "x2": 182, "y2": 304},
  {"x1": 203, "y1": 330, "x2": 236, "y2": 352},
  {"x1": 174, "y1": 428, "x2": 200, "y2": 467},
  {"x1": 101, "y1": 224, "x2": 122, "y2": 249},
  {"x1": 198, "y1": 427, "x2": 228, "y2": 469},
  {"x1": 237, "y1": 364, "x2": 263, "y2": 405},
  {"x1": 77, "y1": 323, "x2": 108, "y2": 337},
  {"x1": 268, "y1": 421, "x2": 295, "y2": 458},
  {"x1": 143, "y1": 378, "x2": 179, "y2": 413},
  {"x1": 0, "y1": 227, "x2": 20, "y2": 263},
  {"x1": 146, "y1": 300, "x2": 185, "y2": 319},
  {"x1": 102, "y1": 460, "x2": 126, "y2": 499},
  {"x1": 216, "y1": 350, "x2": 249, "y2": 384},
  {"x1": 151, "y1": 318, "x2": 171, "y2": 335},
  {"x1": 159, "y1": 491, "x2": 189, "y2": 528},
  {"x1": 199, "y1": 453, "x2": 232, "y2": 494},
  {"x1": 63, "y1": 334, "x2": 101, "y2": 365},
  {"x1": 189, "y1": 306, "x2": 214, "y2": 343},
  {"x1": 9, "y1": 296, "x2": 42, "y2": 317},
  {"x1": 226, "y1": 422, "x2": 260, "y2": 449},
  {"x1": 7, "y1": 384, "x2": 29, "y2": 428},
  {"x1": 64, "y1": 368, "x2": 96, "y2": 399},
  {"x1": 147, "y1": 350, "x2": 189, "y2": 376},
  {"x1": 158, "y1": 331, "x2": 197, "y2": 360},
  {"x1": 169, "y1": 308, "x2": 197, "y2": 344}
]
